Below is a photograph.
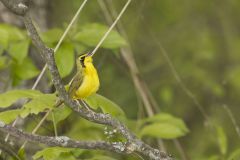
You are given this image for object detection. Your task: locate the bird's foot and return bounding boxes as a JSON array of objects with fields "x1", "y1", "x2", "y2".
[
  {"x1": 74, "y1": 100, "x2": 81, "y2": 112},
  {"x1": 81, "y1": 100, "x2": 96, "y2": 119},
  {"x1": 81, "y1": 100, "x2": 91, "y2": 112}
]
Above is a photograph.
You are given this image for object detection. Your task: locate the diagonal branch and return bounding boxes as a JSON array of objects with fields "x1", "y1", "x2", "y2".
[{"x1": 0, "y1": 1, "x2": 173, "y2": 160}]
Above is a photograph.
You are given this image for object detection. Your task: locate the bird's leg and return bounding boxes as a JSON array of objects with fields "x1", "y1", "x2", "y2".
[
  {"x1": 74, "y1": 99, "x2": 91, "y2": 112},
  {"x1": 81, "y1": 100, "x2": 91, "y2": 111},
  {"x1": 74, "y1": 99, "x2": 81, "y2": 112},
  {"x1": 81, "y1": 100, "x2": 96, "y2": 119}
]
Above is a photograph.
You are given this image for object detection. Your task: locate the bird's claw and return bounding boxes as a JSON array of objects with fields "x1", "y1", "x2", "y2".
[
  {"x1": 82, "y1": 100, "x2": 91, "y2": 112},
  {"x1": 74, "y1": 99, "x2": 81, "y2": 112},
  {"x1": 74, "y1": 99, "x2": 91, "y2": 112}
]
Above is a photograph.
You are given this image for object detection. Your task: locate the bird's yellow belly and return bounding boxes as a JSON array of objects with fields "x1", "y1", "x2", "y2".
[{"x1": 75, "y1": 73, "x2": 99, "y2": 99}]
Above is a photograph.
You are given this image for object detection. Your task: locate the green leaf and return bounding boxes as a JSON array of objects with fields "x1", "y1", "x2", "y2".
[
  {"x1": 228, "y1": 148, "x2": 240, "y2": 160},
  {"x1": 55, "y1": 152, "x2": 76, "y2": 160},
  {"x1": 71, "y1": 149, "x2": 84, "y2": 157},
  {"x1": 139, "y1": 113, "x2": 189, "y2": 139},
  {"x1": 73, "y1": 23, "x2": 127, "y2": 49},
  {"x1": 11, "y1": 57, "x2": 39, "y2": 85},
  {"x1": 140, "y1": 122, "x2": 188, "y2": 139},
  {"x1": 85, "y1": 94, "x2": 125, "y2": 118},
  {"x1": 0, "y1": 24, "x2": 26, "y2": 42},
  {"x1": 66, "y1": 118, "x2": 104, "y2": 140},
  {"x1": 0, "y1": 24, "x2": 27, "y2": 53},
  {"x1": 0, "y1": 89, "x2": 42, "y2": 108},
  {"x1": 55, "y1": 43, "x2": 75, "y2": 77},
  {"x1": 216, "y1": 126, "x2": 227, "y2": 155},
  {"x1": 21, "y1": 94, "x2": 56, "y2": 118},
  {"x1": 142, "y1": 113, "x2": 189, "y2": 133},
  {"x1": 0, "y1": 109, "x2": 21, "y2": 124},
  {"x1": 47, "y1": 106, "x2": 72, "y2": 125},
  {"x1": 41, "y1": 28, "x2": 64, "y2": 44},
  {"x1": 18, "y1": 147, "x2": 26, "y2": 160},
  {"x1": 86, "y1": 155, "x2": 118, "y2": 160},
  {"x1": 9, "y1": 40, "x2": 30, "y2": 64},
  {"x1": 33, "y1": 147, "x2": 74, "y2": 160}
]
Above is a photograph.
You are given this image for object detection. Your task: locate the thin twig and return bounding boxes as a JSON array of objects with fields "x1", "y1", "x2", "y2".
[
  {"x1": 222, "y1": 105, "x2": 240, "y2": 139},
  {"x1": 150, "y1": 31, "x2": 210, "y2": 122},
  {"x1": 89, "y1": 0, "x2": 131, "y2": 56},
  {"x1": 20, "y1": 110, "x2": 51, "y2": 149},
  {"x1": 97, "y1": 0, "x2": 155, "y2": 117},
  {"x1": 32, "y1": 0, "x2": 88, "y2": 90},
  {"x1": 52, "y1": 111, "x2": 58, "y2": 137}
]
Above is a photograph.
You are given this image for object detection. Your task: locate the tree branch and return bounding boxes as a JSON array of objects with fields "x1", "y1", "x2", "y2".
[
  {"x1": 0, "y1": 122, "x2": 129, "y2": 153},
  {"x1": 0, "y1": 0, "x2": 173, "y2": 159},
  {"x1": 0, "y1": 0, "x2": 28, "y2": 15}
]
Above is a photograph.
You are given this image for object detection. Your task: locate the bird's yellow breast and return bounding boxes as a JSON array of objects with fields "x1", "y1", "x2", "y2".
[{"x1": 75, "y1": 63, "x2": 100, "y2": 99}]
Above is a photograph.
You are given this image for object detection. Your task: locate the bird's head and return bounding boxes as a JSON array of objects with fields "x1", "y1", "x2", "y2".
[{"x1": 77, "y1": 53, "x2": 93, "y2": 68}]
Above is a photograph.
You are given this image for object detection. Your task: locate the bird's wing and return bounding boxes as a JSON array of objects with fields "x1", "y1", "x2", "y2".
[{"x1": 67, "y1": 71, "x2": 83, "y2": 98}]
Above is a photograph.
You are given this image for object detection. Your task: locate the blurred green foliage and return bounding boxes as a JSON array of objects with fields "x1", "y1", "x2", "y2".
[
  {"x1": 0, "y1": 24, "x2": 38, "y2": 85},
  {"x1": 139, "y1": 113, "x2": 189, "y2": 139},
  {"x1": 0, "y1": 0, "x2": 240, "y2": 160}
]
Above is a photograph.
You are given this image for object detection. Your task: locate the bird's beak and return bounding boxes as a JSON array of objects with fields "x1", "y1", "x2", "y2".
[{"x1": 86, "y1": 52, "x2": 93, "y2": 57}]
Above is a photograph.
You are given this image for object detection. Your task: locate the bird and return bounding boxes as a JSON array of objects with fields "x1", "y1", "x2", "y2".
[
  {"x1": 55, "y1": 52, "x2": 100, "y2": 107},
  {"x1": 68, "y1": 52, "x2": 100, "y2": 99}
]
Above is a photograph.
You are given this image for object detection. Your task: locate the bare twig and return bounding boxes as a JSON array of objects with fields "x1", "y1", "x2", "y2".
[
  {"x1": 97, "y1": 0, "x2": 156, "y2": 120},
  {"x1": 222, "y1": 105, "x2": 240, "y2": 139},
  {"x1": 51, "y1": 111, "x2": 58, "y2": 137},
  {"x1": 0, "y1": 1, "x2": 172, "y2": 159},
  {"x1": 20, "y1": 110, "x2": 51, "y2": 149},
  {"x1": 89, "y1": 0, "x2": 131, "y2": 57},
  {"x1": 32, "y1": 0, "x2": 89, "y2": 90},
  {"x1": 150, "y1": 33, "x2": 210, "y2": 122}
]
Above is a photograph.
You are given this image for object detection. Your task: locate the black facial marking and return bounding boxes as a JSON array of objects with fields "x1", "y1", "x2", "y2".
[{"x1": 80, "y1": 56, "x2": 85, "y2": 67}]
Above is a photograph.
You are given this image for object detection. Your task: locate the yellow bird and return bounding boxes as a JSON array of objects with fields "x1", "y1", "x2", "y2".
[
  {"x1": 68, "y1": 53, "x2": 100, "y2": 99},
  {"x1": 56, "y1": 52, "x2": 100, "y2": 107}
]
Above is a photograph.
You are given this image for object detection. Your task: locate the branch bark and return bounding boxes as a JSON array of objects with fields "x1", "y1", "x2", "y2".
[
  {"x1": 0, "y1": 122, "x2": 129, "y2": 153},
  {"x1": 0, "y1": 1, "x2": 173, "y2": 159}
]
